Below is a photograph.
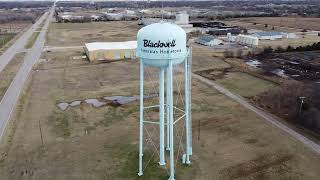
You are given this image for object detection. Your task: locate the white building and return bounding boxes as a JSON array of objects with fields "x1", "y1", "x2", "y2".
[
  {"x1": 236, "y1": 35, "x2": 259, "y2": 47},
  {"x1": 125, "y1": 10, "x2": 135, "y2": 15},
  {"x1": 140, "y1": 9, "x2": 152, "y2": 14},
  {"x1": 253, "y1": 31, "x2": 283, "y2": 40},
  {"x1": 284, "y1": 33, "x2": 298, "y2": 39},
  {"x1": 227, "y1": 33, "x2": 236, "y2": 42},
  {"x1": 84, "y1": 41, "x2": 137, "y2": 61},
  {"x1": 176, "y1": 13, "x2": 189, "y2": 25},
  {"x1": 103, "y1": 13, "x2": 123, "y2": 21},
  {"x1": 175, "y1": 13, "x2": 193, "y2": 33}
]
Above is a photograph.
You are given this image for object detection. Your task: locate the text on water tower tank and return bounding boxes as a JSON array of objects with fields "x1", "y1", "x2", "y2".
[
  {"x1": 143, "y1": 39, "x2": 176, "y2": 48},
  {"x1": 140, "y1": 39, "x2": 182, "y2": 55}
]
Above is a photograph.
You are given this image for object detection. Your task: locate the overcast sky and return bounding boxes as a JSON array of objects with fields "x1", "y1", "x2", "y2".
[
  {"x1": 1, "y1": 0, "x2": 302, "y2": 1},
  {"x1": 0, "y1": 0, "x2": 268, "y2": 1}
]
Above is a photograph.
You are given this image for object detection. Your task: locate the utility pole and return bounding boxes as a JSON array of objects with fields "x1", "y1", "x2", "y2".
[{"x1": 299, "y1": 96, "x2": 306, "y2": 117}]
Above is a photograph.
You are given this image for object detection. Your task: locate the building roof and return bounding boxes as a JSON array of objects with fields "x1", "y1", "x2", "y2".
[
  {"x1": 237, "y1": 34, "x2": 259, "y2": 40},
  {"x1": 254, "y1": 31, "x2": 283, "y2": 37},
  {"x1": 85, "y1": 41, "x2": 137, "y2": 51},
  {"x1": 197, "y1": 35, "x2": 215, "y2": 42},
  {"x1": 196, "y1": 35, "x2": 222, "y2": 45}
]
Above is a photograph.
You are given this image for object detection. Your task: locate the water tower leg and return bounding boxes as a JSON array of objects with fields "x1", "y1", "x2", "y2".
[
  {"x1": 166, "y1": 69, "x2": 171, "y2": 151},
  {"x1": 189, "y1": 48, "x2": 193, "y2": 156},
  {"x1": 159, "y1": 68, "x2": 166, "y2": 166},
  {"x1": 184, "y1": 57, "x2": 191, "y2": 165},
  {"x1": 138, "y1": 62, "x2": 144, "y2": 176},
  {"x1": 168, "y1": 61, "x2": 175, "y2": 180}
]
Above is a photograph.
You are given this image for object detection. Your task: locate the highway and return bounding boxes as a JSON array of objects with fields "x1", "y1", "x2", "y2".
[
  {"x1": 0, "y1": 6, "x2": 55, "y2": 140},
  {"x1": 0, "y1": 11, "x2": 48, "y2": 73},
  {"x1": 192, "y1": 73, "x2": 320, "y2": 155}
]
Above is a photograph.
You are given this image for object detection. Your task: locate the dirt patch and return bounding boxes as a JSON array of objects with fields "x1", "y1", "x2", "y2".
[
  {"x1": 221, "y1": 153, "x2": 294, "y2": 179},
  {"x1": 243, "y1": 138, "x2": 258, "y2": 144},
  {"x1": 195, "y1": 67, "x2": 234, "y2": 81},
  {"x1": 199, "y1": 116, "x2": 239, "y2": 130}
]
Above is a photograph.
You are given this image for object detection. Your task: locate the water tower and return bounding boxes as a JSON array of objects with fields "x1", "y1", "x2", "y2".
[{"x1": 137, "y1": 22, "x2": 192, "y2": 180}]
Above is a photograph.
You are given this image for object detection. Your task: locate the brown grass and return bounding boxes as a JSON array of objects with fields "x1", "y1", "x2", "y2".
[
  {"x1": 47, "y1": 21, "x2": 139, "y2": 47},
  {"x1": 236, "y1": 17, "x2": 320, "y2": 31},
  {"x1": 25, "y1": 31, "x2": 40, "y2": 49},
  {"x1": 221, "y1": 153, "x2": 294, "y2": 179},
  {"x1": 0, "y1": 53, "x2": 25, "y2": 99}
]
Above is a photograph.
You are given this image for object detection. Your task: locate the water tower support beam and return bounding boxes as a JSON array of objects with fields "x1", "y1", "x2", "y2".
[
  {"x1": 189, "y1": 48, "x2": 193, "y2": 156},
  {"x1": 159, "y1": 68, "x2": 166, "y2": 166},
  {"x1": 138, "y1": 62, "x2": 144, "y2": 176},
  {"x1": 185, "y1": 54, "x2": 191, "y2": 164},
  {"x1": 166, "y1": 69, "x2": 171, "y2": 151},
  {"x1": 168, "y1": 60, "x2": 175, "y2": 180}
]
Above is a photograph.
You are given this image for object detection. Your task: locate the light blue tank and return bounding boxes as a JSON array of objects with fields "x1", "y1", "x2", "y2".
[{"x1": 137, "y1": 22, "x2": 187, "y2": 68}]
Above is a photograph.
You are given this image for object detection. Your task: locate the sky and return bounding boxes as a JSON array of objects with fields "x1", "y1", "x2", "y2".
[
  {"x1": 1, "y1": 0, "x2": 301, "y2": 1},
  {"x1": 0, "y1": 0, "x2": 265, "y2": 1}
]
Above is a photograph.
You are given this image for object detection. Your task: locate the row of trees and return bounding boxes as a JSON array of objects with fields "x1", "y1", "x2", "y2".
[
  {"x1": 256, "y1": 81, "x2": 320, "y2": 131},
  {"x1": 0, "y1": 1, "x2": 52, "y2": 9},
  {"x1": 0, "y1": 11, "x2": 44, "y2": 23},
  {"x1": 258, "y1": 42, "x2": 320, "y2": 56},
  {"x1": 223, "y1": 42, "x2": 320, "y2": 60}
]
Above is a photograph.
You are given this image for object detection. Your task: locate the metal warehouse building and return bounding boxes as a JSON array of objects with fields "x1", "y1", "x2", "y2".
[
  {"x1": 84, "y1": 41, "x2": 137, "y2": 61},
  {"x1": 253, "y1": 31, "x2": 283, "y2": 40},
  {"x1": 195, "y1": 35, "x2": 223, "y2": 46}
]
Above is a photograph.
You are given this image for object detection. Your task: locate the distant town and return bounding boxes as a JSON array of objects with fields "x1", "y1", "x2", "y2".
[{"x1": 0, "y1": 0, "x2": 319, "y2": 179}]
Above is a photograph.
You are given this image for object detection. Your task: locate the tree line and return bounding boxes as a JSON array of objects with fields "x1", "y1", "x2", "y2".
[{"x1": 259, "y1": 42, "x2": 320, "y2": 56}]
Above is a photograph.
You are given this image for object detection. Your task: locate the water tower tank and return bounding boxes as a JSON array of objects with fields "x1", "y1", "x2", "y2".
[{"x1": 137, "y1": 22, "x2": 187, "y2": 68}]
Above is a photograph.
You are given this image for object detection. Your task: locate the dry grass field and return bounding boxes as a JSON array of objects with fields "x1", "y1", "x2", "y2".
[
  {"x1": 0, "y1": 22, "x2": 31, "y2": 54},
  {"x1": 235, "y1": 17, "x2": 320, "y2": 31},
  {"x1": 224, "y1": 20, "x2": 297, "y2": 33},
  {"x1": 258, "y1": 35, "x2": 320, "y2": 49},
  {"x1": 47, "y1": 21, "x2": 139, "y2": 47},
  {"x1": 191, "y1": 46, "x2": 277, "y2": 98},
  {"x1": 0, "y1": 22, "x2": 30, "y2": 34},
  {"x1": 0, "y1": 53, "x2": 25, "y2": 99},
  {"x1": 0, "y1": 21, "x2": 320, "y2": 180},
  {"x1": 191, "y1": 46, "x2": 231, "y2": 72},
  {"x1": 216, "y1": 72, "x2": 277, "y2": 98},
  {"x1": 0, "y1": 33, "x2": 16, "y2": 49}
]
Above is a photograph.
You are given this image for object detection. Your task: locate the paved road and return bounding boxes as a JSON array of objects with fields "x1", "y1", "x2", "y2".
[
  {"x1": 44, "y1": 45, "x2": 84, "y2": 51},
  {"x1": 0, "y1": 6, "x2": 54, "y2": 140},
  {"x1": 0, "y1": 12, "x2": 48, "y2": 73},
  {"x1": 192, "y1": 73, "x2": 320, "y2": 155}
]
